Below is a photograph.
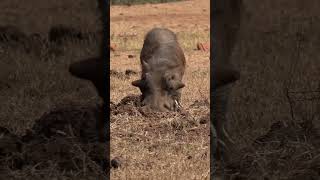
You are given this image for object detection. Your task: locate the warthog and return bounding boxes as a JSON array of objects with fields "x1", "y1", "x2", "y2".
[
  {"x1": 68, "y1": 0, "x2": 109, "y2": 145},
  {"x1": 132, "y1": 28, "x2": 186, "y2": 112},
  {"x1": 211, "y1": 61, "x2": 240, "y2": 169},
  {"x1": 69, "y1": 57, "x2": 105, "y2": 99},
  {"x1": 211, "y1": 0, "x2": 243, "y2": 164}
]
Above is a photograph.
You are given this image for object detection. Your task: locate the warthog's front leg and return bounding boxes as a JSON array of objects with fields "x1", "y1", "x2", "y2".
[
  {"x1": 212, "y1": 86, "x2": 236, "y2": 163},
  {"x1": 211, "y1": 0, "x2": 243, "y2": 163}
]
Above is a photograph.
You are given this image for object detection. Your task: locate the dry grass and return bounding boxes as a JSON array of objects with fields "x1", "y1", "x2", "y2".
[
  {"x1": 0, "y1": 0, "x2": 101, "y2": 34},
  {"x1": 110, "y1": 0, "x2": 210, "y2": 179},
  {"x1": 110, "y1": 0, "x2": 185, "y2": 5},
  {"x1": 230, "y1": 0, "x2": 320, "y2": 148},
  {"x1": 0, "y1": 0, "x2": 318, "y2": 179},
  {"x1": 0, "y1": 0, "x2": 102, "y2": 135},
  {"x1": 0, "y1": 0, "x2": 107, "y2": 179},
  {"x1": 220, "y1": 0, "x2": 320, "y2": 179}
]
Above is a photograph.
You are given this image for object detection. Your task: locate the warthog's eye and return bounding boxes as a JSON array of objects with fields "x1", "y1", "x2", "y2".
[
  {"x1": 163, "y1": 103, "x2": 171, "y2": 110},
  {"x1": 163, "y1": 76, "x2": 185, "y2": 91}
]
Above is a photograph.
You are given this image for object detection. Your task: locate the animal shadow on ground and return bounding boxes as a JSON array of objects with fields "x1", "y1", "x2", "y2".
[{"x1": 0, "y1": 24, "x2": 108, "y2": 178}]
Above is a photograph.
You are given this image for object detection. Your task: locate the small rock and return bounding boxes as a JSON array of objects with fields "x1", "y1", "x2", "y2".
[
  {"x1": 199, "y1": 114, "x2": 209, "y2": 124},
  {"x1": 111, "y1": 157, "x2": 122, "y2": 169},
  {"x1": 128, "y1": 54, "x2": 136, "y2": 58},
  {"x1": 125, "y1": 69, "x2": 137, "y2": 76},
  {"x1": 196, "y1": 42, "x2": 210, "y2": 52},
  {"x1": 110, "y1": 44, "x2": 117, "y2": 51}
]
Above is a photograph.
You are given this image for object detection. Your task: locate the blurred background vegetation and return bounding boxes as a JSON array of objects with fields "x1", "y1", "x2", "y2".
[{"x1": 111, "y1": 0, "x2": 185, "y2": 5}]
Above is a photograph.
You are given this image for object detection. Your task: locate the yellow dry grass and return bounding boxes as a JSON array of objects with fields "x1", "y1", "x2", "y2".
[{"x1": 110, "y1": 0, "x2": 210, "y2": 179}]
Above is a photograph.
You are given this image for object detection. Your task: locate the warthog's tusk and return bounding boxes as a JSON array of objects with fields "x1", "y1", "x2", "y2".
[
  {"x1": 56, "y1": 130, "x2": 67, "y2": 136},
  {"x1": 174, "y1": 100, "x2": 182, "y2": 110}
]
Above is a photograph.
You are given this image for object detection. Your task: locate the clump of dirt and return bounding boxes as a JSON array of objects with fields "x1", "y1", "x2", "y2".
[
  {"x1": 111, "y1": 95, "x2": 199, "y2": 120},
  {"x1": 254, "y1": 120, "x2": 320, "y2": 148},
  {"x1": 125, "y1": 69, "x2": 138, "y2": 76},
  {"x1": 127, "y1": 54, "x2": 136, "y2": 58},
  {"x1": 118, "y1": 95, "x2": 141, "y2": 106},
  {"x1": 199, "y1": 113, "x2": 210, "y2": 124},
  {"x1": 169, "y1": 113, "x2": 198, "y2": 130},
  {"x1": 222, "y1": 120, "x2": 320, "y2": 179},
  {"x1": 110, "y1": 69, "x2": 138, "y2": 79},
  {"x1": 23, "y1": 105, "x2": 104, "y2": 143},
  {"x1": 110, "y1": 70, "x2": 125, "y2": 79},
  {"x1": 22, "y1": 136, "x2": 108, "y2": 172},
  {"x1": 111, "y1": 95, "x2": 142, "y2": 116},
  {"x1": 140, "y1": 110, "x2": 208, "y2": 145},
  {"x1": 0, "y1": 105, "x2": 108, "y2": 175},
  {"x1": 110, "y1": 157, "x2": 124, "y2": 169},
  {"x1": 189, "y1": 99, "x2": 210, "y2": 108}
]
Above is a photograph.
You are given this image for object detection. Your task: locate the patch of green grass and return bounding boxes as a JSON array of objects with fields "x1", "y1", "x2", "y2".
[{"x1": 111, "y1": 0, "x2": 185, "y2": 6}]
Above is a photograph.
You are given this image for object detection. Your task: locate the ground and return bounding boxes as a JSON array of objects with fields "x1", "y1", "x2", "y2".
[
  {"x1": 0, "y1": 0, "x2": 107, "y2": 179},
  {"x1": 0, "y1": 0, "x2": 319, "y2": 179},
  {"x1": 111, "y1": 0, "x2": 320, "y2": 179},
  {"x1": 223, "y1": 0, "x2": 320, "y2": 179},
  {"x1": 110, "y1": 0, "x2": 210, "y2": 179}
]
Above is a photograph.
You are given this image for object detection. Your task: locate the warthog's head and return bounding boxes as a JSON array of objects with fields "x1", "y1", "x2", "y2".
[
  {"x1": 213, "y1": 63, "x2": 240, "y2": 90},
  {"x1": 69, "y1": 57, "x2": 105, "y2": 99},
  {"x1": 132, "y1": 61, "x2": 185, "y2": 112}
]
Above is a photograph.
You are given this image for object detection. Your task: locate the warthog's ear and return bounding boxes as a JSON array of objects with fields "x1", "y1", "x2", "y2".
[
  {"x1": 163, "y1": 72, "x2": 185, "y2": 90},
  {"x1": 69, "y1": 57, "x2": 102, "y2": 80},
  {"x1": 173, "y1": 81, "x2": 185, "y2": 90},
  {"x1": 214, "y1": 64, "x2": 240, "y2": 88},
  {"x1": 142, "y1": 61, "x2": 151, "y2": 71},
  {"x1": 132, "y1": 79, "x2": 143, "y2": 87},
  {"x1": 165, "y1": 79, "x2": 185, "y2": 90}
]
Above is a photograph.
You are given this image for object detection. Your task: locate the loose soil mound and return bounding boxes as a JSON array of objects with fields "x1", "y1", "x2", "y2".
[
  {"x1": 223, "y1": 121, "x2": 320, "y2": 180},
  {"x1": 0, "y1": 105, "x2": 108, "y2": 178}
]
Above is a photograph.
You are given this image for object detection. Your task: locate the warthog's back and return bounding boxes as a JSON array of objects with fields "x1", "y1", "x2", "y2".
[
  {"x1": 140, "y1": 28, "x2": 185, "y2": 74},
  {"x1": 143, "y1": 28, "x2": 177, "y2": 45}
]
